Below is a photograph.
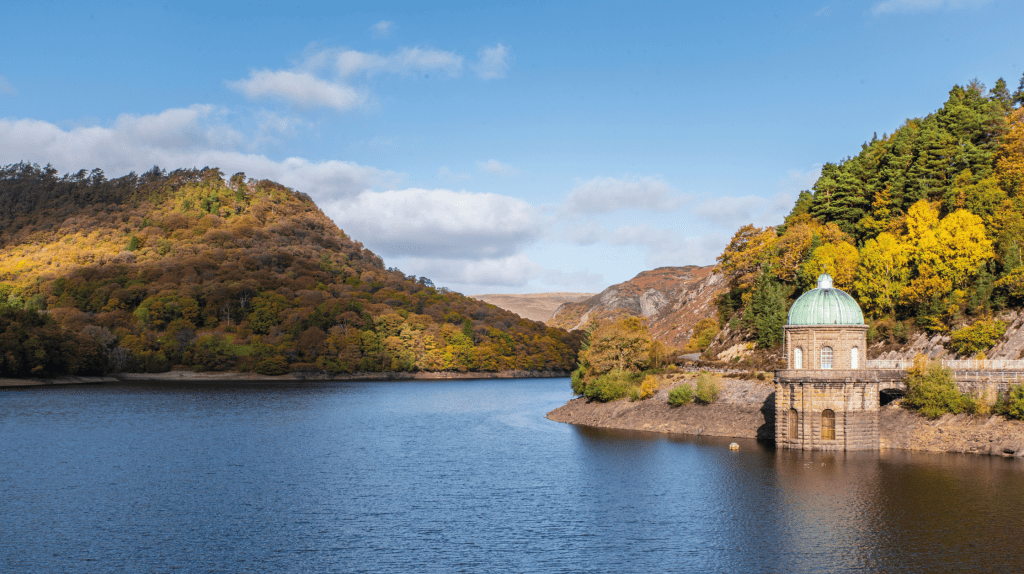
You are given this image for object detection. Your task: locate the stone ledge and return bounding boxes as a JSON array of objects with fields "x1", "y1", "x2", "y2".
[{"x1": 776, "y1": 369, "x2": 907, "y2": 383}]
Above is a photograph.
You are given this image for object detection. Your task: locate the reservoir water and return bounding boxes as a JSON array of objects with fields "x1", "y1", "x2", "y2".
[{"x1": 2, "y1": 378, "x2": 1023, "y2": 573}]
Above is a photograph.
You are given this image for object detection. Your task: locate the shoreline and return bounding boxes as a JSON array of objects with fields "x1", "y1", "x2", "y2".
[
  {"x1": 0, "y1": 369, "x2": 570, "y2": 388},
  {"x1": 546, "y1": 374, "x2": 1024, "y2": 458}
]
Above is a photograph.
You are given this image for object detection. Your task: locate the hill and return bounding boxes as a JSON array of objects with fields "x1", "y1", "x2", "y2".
[
  {"x1": 548, "y1": 266, "x2": 726, "y2": 350},
  {"x1": 0, "y1": 163, "x2": 583, "y2": 377},
  {"x1": 705, "y1": 75, "x2": 1024, "y2": 365},
  {"x1": 470, "y1": 292, "x2": 595, "y2": 322}
]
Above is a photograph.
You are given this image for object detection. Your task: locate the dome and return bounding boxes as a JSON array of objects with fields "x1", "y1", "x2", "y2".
[{"x1": 786, "y1": 273, "x2": 864, "y2": 326}]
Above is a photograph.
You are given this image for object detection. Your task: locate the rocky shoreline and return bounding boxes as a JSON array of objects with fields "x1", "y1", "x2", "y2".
[
  {"x1": 546, "y1": 374, "x2": 1024, "y2": 458},
  {"x1": 0, "y1": 369, "x2": 570, "y2": 388}
]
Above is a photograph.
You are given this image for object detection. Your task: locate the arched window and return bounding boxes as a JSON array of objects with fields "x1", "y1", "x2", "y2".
[
  {"x1": 789, "y1": 408, "x2": 799, "y2": 440},
  {"x1": 851, "y1": 346, "x2": 859, "y2": 369},
  {"x1": 793, "y1": 347, "x2": 803, "y2": 370},
  {"x1": 821, "y1": 346, "x2": 833, "y2": 369},
  {"x1": 821, "y1": 409, "x2": 836, "y2": 440}
]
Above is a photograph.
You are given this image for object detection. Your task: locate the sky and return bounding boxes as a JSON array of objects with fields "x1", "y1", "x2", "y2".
[{"x1": 2, "y1": 0, "x2": 1023, "y2": 295}]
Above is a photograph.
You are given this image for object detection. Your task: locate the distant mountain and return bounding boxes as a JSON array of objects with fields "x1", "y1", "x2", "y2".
[
  {"x1": 548, "y1": 266, "x2": 726, "y2": 350},
  {"x1": 470, "y1": 293, "x2": 596, "y2": 322}
]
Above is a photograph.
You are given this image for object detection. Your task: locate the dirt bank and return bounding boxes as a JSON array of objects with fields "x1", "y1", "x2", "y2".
[
  {"x1": 880, "y1": 405, "x2": 1024, "y2": 457},
  {"x1": 547, "y1": 374, "x2": 776, "y2": 440},
  {"x1": 547, "y1": 374, "x2": 1024, "y2": 457}
]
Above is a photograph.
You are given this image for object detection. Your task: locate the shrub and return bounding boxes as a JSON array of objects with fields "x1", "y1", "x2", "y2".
[
  {"x1": 949, "y1": 319, "x2": 1007, "y2": 357},
  {"x1": 571, "y1": 366, "x2": 587, "y2": 395},
  {"x1": 995, "y1": 385, "x2": 1024, "y2": 420},
  {"x1": 638, "y1": 375, "x2": 660, "y2": 400},
  {"x1": 903, "y1": 356, "x2": 975, "y2": 419},
  {"x1": 255, "y1": 356, "x2": 290, "y2": 376},
  {"x1": 583, "y1": 369, "x2": 641, "y2": 402},
  {"x1": 668, "y1": 383, "x2": 694, "y2": 406},
  {"x1": 694, "y1": 371, "x2": 721, "y2": 404}
]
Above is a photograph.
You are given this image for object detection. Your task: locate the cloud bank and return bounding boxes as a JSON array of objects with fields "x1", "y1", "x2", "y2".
[
  {"x1": 229, "y1": 43, "x2": 506, "y2": 111},
  {"x1": 0, "y1": 106, "x2": 398, "y2": 199},
  {"x1": 564, "y1": 176, "x2": 684, "y2": 214},
  {"x1": 326, "y1": 188, "x2": 541, "y2": 260}
]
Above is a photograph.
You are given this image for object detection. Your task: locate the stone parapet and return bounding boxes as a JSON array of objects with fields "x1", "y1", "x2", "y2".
[{"x1": 776, "y1": 369, "x2": 907, "y2": 384}]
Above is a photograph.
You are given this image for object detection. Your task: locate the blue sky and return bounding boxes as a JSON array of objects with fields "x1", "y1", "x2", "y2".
[{"x1": 2, "y1": 0, "x2": 1022, "y2": 295}]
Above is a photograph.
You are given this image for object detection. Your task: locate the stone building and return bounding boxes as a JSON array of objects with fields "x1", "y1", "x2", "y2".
[{"x1": 775, "y1": 273, "x2": 879, "y2": 451}]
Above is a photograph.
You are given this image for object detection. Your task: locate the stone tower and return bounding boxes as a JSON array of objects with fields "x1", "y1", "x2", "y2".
[{"x1": 775, "y1": 273, "x2": 878, "y2": 451}]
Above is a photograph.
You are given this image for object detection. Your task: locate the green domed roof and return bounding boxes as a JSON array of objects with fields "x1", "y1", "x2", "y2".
[{"x1": 787, "y1": 273, "x2": 864, "y2": 326}]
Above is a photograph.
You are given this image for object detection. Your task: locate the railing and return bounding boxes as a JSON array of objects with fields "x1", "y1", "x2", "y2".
[{"x1": 866, "y1": 359, "x2": 1024, "y2": 371}]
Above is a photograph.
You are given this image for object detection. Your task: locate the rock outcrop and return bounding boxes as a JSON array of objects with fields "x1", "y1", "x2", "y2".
[{"x1": 548, "y1": 265, "x2": 727, "y2": 350}]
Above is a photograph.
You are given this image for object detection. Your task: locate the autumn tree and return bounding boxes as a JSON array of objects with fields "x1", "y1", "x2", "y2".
[{"x1": 854, "y1": 232, "x2": 911, "y2": 316}]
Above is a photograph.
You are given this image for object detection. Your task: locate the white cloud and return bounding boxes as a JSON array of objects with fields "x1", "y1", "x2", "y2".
[
  {"x1": 872, "y1": 0, "x2": 989, "y2": 14},
  {"x1": 228, "y1": 70, "x2": 366, "y2": 110},
  {"x1": 401, "y1": 254, "x2": 542, "y2": 288},
  {"x1": 477, "y1": 158, "x2": 518, "y2": 176},
  {"x1": 0, "y1": 76, "x2": 16, "y2": 96},
  {"x1": 609, "y1": 225, "x2": 729, "y2": 268},
  {"x1": 325, "y1": 188, "x2": 542, "y2": 259},
  {"x1": 0, "y1": 108, "x2": 400, "y2": 199},
  {"x1": 564, "y1": 175, "x2": 684, "y2": 214},
  {"x1": 694, "y1": 192, "x2": 795, "y2": 228},
  {"x1": 335, "y1": 47, "x2": 463, "y2": 77},
  {"x1": 371, "y1": 20, "x2": 394, "y2": 38},
  {"x1": 474, "y1": 44, "x2": 510, "y2": 79}
]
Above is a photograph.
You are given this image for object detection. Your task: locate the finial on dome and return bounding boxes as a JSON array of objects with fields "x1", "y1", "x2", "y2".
[{"x1": 817, "y1": 273, "x2": 833, "y2": 289}]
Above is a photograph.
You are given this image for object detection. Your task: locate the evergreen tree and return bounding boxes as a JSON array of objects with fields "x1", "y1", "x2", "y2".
[
  {"x1": 1013, "y1": 71, "x2": 1024, "y2": 108},
  {"x1": 992, "y1": 78, "x2": 1013, "y2": 112},
  {"x1": 809, "y1": 162, "x2": 870, "y2": 238},
  {"x1": 743, "y1": 272, "x2": 787, "y2": 348}
]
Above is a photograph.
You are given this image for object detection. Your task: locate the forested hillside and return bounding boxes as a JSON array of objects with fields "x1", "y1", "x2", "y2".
[
  {"x1": 713, "y1": 76, "x2": 1024, "y2": 357},
  {"x1": 0, "y1": 164, "x2": 582, "y2": 377}
]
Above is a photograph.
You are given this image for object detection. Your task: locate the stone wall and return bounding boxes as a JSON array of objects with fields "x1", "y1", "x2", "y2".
[{"x1": 774, "y1": 379, "x2": 879, "y2": 451}]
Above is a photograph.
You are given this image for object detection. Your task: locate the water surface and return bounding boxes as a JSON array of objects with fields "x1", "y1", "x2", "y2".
[{"x1": 2, "y1": 378, "x2": 1022, "y2": 573}]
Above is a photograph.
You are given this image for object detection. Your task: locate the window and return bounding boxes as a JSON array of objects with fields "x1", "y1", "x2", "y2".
[
  {"x1": 793, "y1": 347, "x2": 803, "y2": 370},
  {"x1": 851, "y1": 346, "x2": 859, "y2": 369},
  {"x1": 822, "y1": 409, "x2": 836, "y2": 440},
  {"x1": 789, "y1": 408, "x2": 799, "y2": 440},
  {"x1": 821, "y1": 346, "x2": 833, "y2": 369}
]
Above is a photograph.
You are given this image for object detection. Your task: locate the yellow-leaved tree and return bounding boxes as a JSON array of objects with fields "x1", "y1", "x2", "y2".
[
  {"x1": 581, "y1": 316, "x2": 653, "y2": 379},
  {"x1": 854, "y1": 232, "x2": 911, "y2": 317},
  {"x1": 901, "y1": 200, "x2": 993, "y2": 327},
  {"x1": 799, "y1": 241, "x2": 860, "y2": 290},
  {"x1": 936, "y1": 209, "x2": 994, "y2": 291},
  {"x1": 715, "y1": 224, "x2": 777, "y2": 291}
]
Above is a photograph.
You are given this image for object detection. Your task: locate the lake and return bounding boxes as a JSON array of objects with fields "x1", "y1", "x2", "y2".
[{"x1": 2, "y1": 378, "x2": 1023, "y2": 573}]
